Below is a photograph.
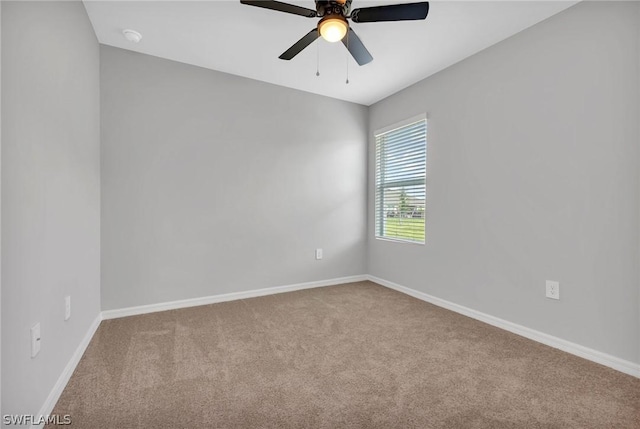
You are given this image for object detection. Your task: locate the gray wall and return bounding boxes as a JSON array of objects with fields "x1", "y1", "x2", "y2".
[
  {"x1": 637, "y1": 0, "x2": 640, "y2": 372},
  {"x1": 1, "y1": 1, "x2": 101, "y2": 418},
  {"x1": 100, "y1": 46, "x2": 368, "y2": 310},
  {"x1": 0, "y1": 1, "x2": 3, "y2": 416},
  {"x1": 368, "y1": 1, "x2": 640, "y2": 364}
]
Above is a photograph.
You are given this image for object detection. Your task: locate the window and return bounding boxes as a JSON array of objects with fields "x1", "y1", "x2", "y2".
[{"x1": 375, "y1": 116, "x2": 427, "y2": 244}]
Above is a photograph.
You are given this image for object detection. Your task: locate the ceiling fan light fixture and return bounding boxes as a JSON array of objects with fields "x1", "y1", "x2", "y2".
[{"x1": 318, "y1": 16, "x2": 348, "y2": 43}]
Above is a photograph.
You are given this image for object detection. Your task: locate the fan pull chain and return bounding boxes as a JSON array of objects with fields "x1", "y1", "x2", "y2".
[
  {"x1": 316, "y1": 40, "x2": 320, "y2": 77},
  {"x1": 345, "y1": 29, "x2": 350, "y2": 84}
]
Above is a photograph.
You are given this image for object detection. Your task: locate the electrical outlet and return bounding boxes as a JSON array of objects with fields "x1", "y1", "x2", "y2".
[
  {"x1": 546, "y1": 280, "x2": 560, "y2": 300},
  {"x1": 315, "y1": 248, "x2": 323, "y2": 260},
  {"x1": 65, "y1": 296, "x2": 71, "y2": 321},
  {"x1": 31, "y1": 323, "x2": 41, "y2": 358}
]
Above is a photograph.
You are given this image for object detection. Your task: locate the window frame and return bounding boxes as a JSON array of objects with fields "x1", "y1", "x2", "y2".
[{"x1": 374, "y1": 114, "x2": 427, "y2": 245}]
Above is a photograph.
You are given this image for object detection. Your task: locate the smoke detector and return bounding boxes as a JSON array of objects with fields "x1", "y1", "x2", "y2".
[{"x1": 123, "y1": 29, "x2": 142, "y2": 43}]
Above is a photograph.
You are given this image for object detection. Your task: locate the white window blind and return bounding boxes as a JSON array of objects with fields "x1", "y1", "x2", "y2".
[{"x1": 375, "y1": 118, "x2": 426, "y2": 243}]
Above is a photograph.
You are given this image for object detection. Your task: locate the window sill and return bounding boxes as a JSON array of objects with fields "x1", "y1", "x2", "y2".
[{"x1": 374, "y1": 236, "x2": 425, "y2": 246}]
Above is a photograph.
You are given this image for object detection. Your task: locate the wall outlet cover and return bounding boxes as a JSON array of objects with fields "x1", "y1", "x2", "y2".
[
  {"x1": 31, "y1": 323, "x2": 41, "y2": 358},
  {"x1": 546, "y1": 280, "x2": 560, "y2": 300}
]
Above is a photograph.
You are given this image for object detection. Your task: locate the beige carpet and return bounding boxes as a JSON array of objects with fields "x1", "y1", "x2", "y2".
[{"x1": 50, "y1": 281, "x2": 640, "y2": 428}]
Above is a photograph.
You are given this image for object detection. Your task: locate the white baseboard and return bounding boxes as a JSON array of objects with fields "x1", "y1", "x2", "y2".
[
  {"x1": 30, "y1": 272, "x2": 638, "y2": 428},
  {"x1": 31, "y1": 314, "x2": 102, "y2": 429},
  {"x1": 101, "y1": 275, "x2": 368, "y2": 320},
  {"x1": 367, "y1": 275, "x2": 640, "y2": 379},
  {"x1": 31, "y1": 275, "x2": 367, "y2": 427}
]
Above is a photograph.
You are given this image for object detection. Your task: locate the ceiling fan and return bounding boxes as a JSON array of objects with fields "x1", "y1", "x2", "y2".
[{"x1": 240, "y1": 0, "x2": 430, "y2": 66}]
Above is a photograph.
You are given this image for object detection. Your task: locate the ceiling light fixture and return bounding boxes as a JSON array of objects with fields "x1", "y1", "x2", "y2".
[
  {"x1": 318, "y1": 16, "x2": 348, "y2": 43},
  {"x1": 123, "y1": 29, "x2": 142, "y2": 43}
]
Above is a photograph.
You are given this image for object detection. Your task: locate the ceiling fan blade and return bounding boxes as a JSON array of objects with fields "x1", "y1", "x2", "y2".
[
  {"x1": 240, "y1": 0, "x2": 317, "y2": 18},
  {"x1": 342, "y1": 28, "x2": 373, "y2": 66},
  {"x1": 279, "y1": 29, "x2": 320, "y2": 60},
  {"x1": 350, "y1": 2, "x2": 429, "y2": 23}
]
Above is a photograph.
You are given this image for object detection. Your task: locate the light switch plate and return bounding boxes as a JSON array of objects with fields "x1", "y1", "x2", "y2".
[{"x1": 65, "y1": 296, "x2": 71, "y2": 321}]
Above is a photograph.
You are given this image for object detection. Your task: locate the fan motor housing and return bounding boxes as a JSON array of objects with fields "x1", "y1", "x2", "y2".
[{"x1": 315, "y1": 0, "x2": 352, "y2": 17}]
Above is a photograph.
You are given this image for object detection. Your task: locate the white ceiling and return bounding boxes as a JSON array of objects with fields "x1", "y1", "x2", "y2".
[{"x1": 84, "y1": 0, "x2": 577, "y2": 106}]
